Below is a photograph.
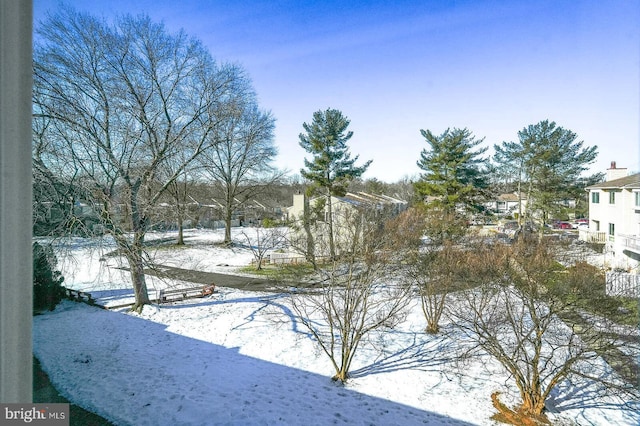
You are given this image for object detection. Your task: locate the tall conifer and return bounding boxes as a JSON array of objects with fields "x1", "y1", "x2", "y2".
[{"x1": 299, "y1": 108, "x2": 371, "y2": 258}]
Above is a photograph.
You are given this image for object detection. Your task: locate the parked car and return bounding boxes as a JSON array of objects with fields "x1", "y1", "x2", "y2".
[
  {"x1": 573, "y1": 218, "x2": 588, "y2": 229},
  {"x1": 553, "y1": 221, "x2": 573, "y2": 230}
]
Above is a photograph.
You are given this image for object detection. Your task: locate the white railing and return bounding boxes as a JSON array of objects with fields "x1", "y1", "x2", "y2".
[
  {"x1": 578, "y1": 229, "x2": 607, "y2": 243},
  {"x1": 269, "y1": 252, "x2": 305, "y2": 264},
  {"x1": 606, "y1": 271, "x2": 640, "y2": 298},
  {"x1": 619, "y1": 234, "x2": 640, "y2": 253}
]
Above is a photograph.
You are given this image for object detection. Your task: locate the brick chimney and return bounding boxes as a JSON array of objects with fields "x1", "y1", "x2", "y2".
[{"x1": 606, "y1": 161, "x2": 627, "y2": 181}]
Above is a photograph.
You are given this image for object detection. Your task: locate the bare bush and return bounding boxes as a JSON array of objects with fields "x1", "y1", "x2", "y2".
[
  {"x1": 448, "y1": 239, "x2": 637, "y2": 419},
  {"x1": 407, "y1": 241, "x2": 465, "y2": 334},
  {"x1": 240, "y1": 225, "x2": 288, "y2": 270},
  {"x1": 289, "y1": 207, "x2": 413, "y2": 382}
]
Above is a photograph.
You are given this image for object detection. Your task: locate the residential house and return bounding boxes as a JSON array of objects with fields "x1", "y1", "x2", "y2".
[
  {"x1": 581, "y1": 162, "x2": 640, "y2": 272},
  {"x1": 486, "y1": 192, "x2": 528, "y2": 218},
  {"x1": 286, "y1": 191, "x2": 408, "y2": 258},
  {"x1": 288, "y1": 192, "x2": 408, "y2": 221}
]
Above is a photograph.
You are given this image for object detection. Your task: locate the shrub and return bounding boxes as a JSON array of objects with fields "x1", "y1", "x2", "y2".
[
  {"x1": 586, "y1": 242, "x2": 605, "y2": 253},
  {"x1": 261, "y1": 217, "x2": 279, "y2": 228},
  {"x1": 33, "y1": 242, "x2": 65, "y2": 313}
]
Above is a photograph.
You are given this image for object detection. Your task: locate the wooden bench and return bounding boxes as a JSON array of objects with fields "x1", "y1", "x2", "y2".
[
  {"x1": 65, "y1": 288, "x2": 96, "y2": 305},
  {"x1": 157, "y1": 283, "x2": 216, "y2": 304}
]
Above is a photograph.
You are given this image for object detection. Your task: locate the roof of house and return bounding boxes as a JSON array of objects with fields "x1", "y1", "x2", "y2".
[
  {"x1": 496, "y1": 192, "x2": 527, "y2": 202},
  {"x1": 586, "y1": 173, "x2": 640, "y2": 190},
  {"x1": 338, "y1": 192, "x2": 407, "y2": 206}
]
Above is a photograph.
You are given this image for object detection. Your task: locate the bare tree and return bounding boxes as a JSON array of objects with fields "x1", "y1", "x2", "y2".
[
  {"x1": 157, "y1": 152, "x2": 201, "y2": 245},
  {"x1": 240, "y1": 224, "x2": 288, "y2": 270},
  {"x1": 164, "y1": 171, "x2": 190, "y2": 245},
  {"x1": 448, "y1": 238, "x2": 636, "y2": 421},
  {"x1": 399, "y1": 206, "x2": 468, "y2": 334},
  {"x1": 33, "y1": 8, "x2": 249, "y2": 311},
  {"x1": 198, "y1": 90, "x2": 280, "y2": 245},
  {"x1": 289, "y1": 207, "x2": 413, "y2": 382},
  {"x1": 406, "y1": 241, "x2": 463, "y2": 334},
  {"x1": 33, "y1": 115, "x2": 77, "y2": 236}
]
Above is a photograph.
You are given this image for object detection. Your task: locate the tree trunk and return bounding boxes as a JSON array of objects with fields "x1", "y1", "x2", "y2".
[
  {"x1": 333, "y1": 352, "x2": 350, "y2": 383},
  {"x1": 224, "y1": 190, "x2": 233, "y2": 245},
  {"x1": 327, "y1": 193, "x2": 336, "y2": 259},
  {"x1": 491, "y1": 392, "x2": 545, "y2": 426},
  {"x1": 517, "y1": 159, "x2": 523, "y2": 229},
  {"x1": 129, "y1": 252, "x2": 151, "y2": 313},
  {"x1": 176, "y1": 215, "x2": 184, "y2": 245},
  {"x1": 425, "y1": 322, "x2": 440, "y2": 334},
  {"x1": 421, "y1": 292, "x2": 445, "y2": 334},
  {"x1": 331, "y1": 371, "x2": 348, "y2": 383},
  {"x1": 520, "y1": 390, "x2": 546, "y2": 416},
  {"x1": 224, "y1": 206, "x2": 233, "y2": 245},
  {"x1": 128, "y1": 188, "x2": 150, "y2": 312},
  {"x1": 303, "y1": 194, "x2": 316, "y2": 268}
]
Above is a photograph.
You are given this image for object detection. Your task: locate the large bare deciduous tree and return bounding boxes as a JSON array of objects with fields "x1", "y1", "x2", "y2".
[
  {"x1": 399, "y1": 206, "x2": 468, "y2": 335},
  {"x1": 33, "y1": 7, "x2": 250, "y2": 311},
  {"x1": 198, "y1": 91, "x2": 279, "y2": 246}
]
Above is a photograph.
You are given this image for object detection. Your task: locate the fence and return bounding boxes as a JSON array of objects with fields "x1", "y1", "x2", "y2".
[
  {"x1": 578, "y1": 229, "x2": 607, "y2": 243},
  {"x1": 605, "y1": 271, "x2": 640, "y2": 298},
  {"x1": 269, "y1": 252, "x2": 306, "y2": 265}
]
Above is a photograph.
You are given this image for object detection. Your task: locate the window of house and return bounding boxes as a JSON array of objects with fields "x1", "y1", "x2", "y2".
[
  {"x1": 591, "y1": 192, "x2": 599, "y2": 204},
  {"x1": 609, "y1": 191, "x2": 615, "y2": 204},
  {"x1": 608, "y1": 223, "x2": 615, "y2": 236},
  {"x1": 635, "y1": 191, "x2": 640, "y2": 207},
  {"x1": 593, "y1": 220, "x2": 600, "y2": 231}
]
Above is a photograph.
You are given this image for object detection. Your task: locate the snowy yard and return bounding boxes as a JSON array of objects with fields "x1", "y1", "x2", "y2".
[{"x1": 33, "y1": 228, "x2": 639, "y2": 425}]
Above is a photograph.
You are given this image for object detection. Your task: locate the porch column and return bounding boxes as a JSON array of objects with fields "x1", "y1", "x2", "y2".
[{"x1": 0, "y1": 0, "x2": 33, "y2": 403}]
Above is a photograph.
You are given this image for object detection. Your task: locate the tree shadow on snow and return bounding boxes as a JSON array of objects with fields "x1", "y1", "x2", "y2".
[
  {"x1": 33, "y1": 303, "x2": 476, "y2": 426},
  {"x1": 546, "y1": 370, "x2": 640, "y2": 423},
  {"x1": 153, "y1": 293, "x2": 316, "y2": 340},
  {"x1": 350, "y1": 327, "x2": 460, "y2": 382}
]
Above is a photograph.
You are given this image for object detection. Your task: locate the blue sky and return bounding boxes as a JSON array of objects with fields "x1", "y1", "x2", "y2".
[{"x1": 34, "y1": 0, "x2": 640, "y2": 182}]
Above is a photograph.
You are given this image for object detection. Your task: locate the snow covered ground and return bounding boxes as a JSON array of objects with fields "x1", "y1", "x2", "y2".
[{"x1": 33, "y1": 228, "x2": 639, "y2": 425}]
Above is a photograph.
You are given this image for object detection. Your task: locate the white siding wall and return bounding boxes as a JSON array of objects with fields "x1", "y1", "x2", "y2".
[{"x1": 586, "y1": 186, "x2": 640, "y2": 271}]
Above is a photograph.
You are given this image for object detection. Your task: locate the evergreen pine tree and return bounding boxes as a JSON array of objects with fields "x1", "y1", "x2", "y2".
[
  {"x1": 299, "y1": 108, "x2": 371, "y2": 259},
  {"x1": 33, "y1": 242, "x2": 65, "y2": 312},
  {"x1": 415, "y1": 127, "x2": 489, "y2": 214},
  {"x1": 494, "y1": 120, "x2": 599, "y2": 229}
]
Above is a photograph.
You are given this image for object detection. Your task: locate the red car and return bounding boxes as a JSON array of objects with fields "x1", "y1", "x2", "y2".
[{"x1": 553, "y1": 221, "x2": 573, "y2": 229}]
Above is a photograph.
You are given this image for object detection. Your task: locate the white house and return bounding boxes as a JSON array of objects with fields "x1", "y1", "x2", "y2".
[{"x1": 581, "y1": 162, "x2": 640, "y2": 272}]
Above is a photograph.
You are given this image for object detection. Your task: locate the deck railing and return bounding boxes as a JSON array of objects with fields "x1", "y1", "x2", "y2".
[
  {"x1": 619, "y1": 234, "x2": 640, "y2": 254},
  {"x1": 606, "y1": 271, "x2": 640, "y2": 298},
  {"x1": 578, "y1": 229, "x2": 607, "y2": 243}
]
